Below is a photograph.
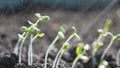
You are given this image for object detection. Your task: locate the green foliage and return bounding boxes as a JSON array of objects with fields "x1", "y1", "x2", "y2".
[
  {"x1": 62, "y1": 42, "x2": 69, "y2": 52},
  {"x1": 103, "y1": 19, "x2": 112, "y2": 32},
  {"x1": 115, "y1": 34, "x2": 120, "y2": 40},
  {"x1": 72, "y1": 26, "x2": 81, "y2": 41},
  {"x1": 76, "y1": 44, "x2": 84, "y2": 56},
  {"x1": 13, "y1": 13, "x2": 49, "y2": 65}
]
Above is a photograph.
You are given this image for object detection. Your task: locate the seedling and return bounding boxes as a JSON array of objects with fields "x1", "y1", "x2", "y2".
[
  {"x1": 100, "y1": 33, "x2": 120, "y2": 61},
  {"x1": 13, "y1": 13, "x2": 49, "y2": 65},
  {"x1": 52, "y1": 26, "x2": 80, "y2": 68},
  {"x1": 98, "y1": 24, "x2": 120, "y2": 67},
  {"x1": 72, "y1": 43, "x2": 90, "y2": 68},
  {"x1": 44, "y1": 26, "x2": 65, "y2": 68},
  {"x1": 92, "y1": 20, "x2": 111, "y2": 67},
  {"x1": 27, "y1": 28, "x2": 45, "y2": 66}
]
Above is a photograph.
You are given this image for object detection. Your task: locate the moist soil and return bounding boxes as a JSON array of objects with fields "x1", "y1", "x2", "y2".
[{"x1": 0, "y1": 46, "x2": 119, "y2": 68}]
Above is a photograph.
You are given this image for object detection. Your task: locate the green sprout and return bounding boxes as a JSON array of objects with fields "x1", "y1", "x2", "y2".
[
  {"x1": 100, "y1": 34, "x2": 120, "y2": 61},
  {"x1": 52, "y1": 43, "x2": 69, "y2": 68},
  {"x1": 98, "y1": 22, "x2": 120, "y2": 67},
  {"x1": 44, "y1": 26, "x2": 65, "y2": 68},
  {"x1": 52, "y1": 26, "x2": 80, "y2": 68},
  {"x1": 28, "y1": 28, "x2": 45, "y2": 66},
  {"x1": 13, "y1": 13, "x2": 49, "y2": 65},
  {"x1": 72, "y1": 43, "x2": 90, "y2": 68},
  {"x1": 92, "y1": 20, "x2": 111, "y2": 68}
]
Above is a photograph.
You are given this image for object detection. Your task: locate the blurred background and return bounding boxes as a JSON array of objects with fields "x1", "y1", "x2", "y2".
[{"x1": 0, "y1": 0, "x2": 120, "y2": 59}]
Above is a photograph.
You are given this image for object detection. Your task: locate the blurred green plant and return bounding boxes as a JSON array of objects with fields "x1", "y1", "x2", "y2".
[
  {"x1": 13, "y1": 13, "x2": 49, "y2": 65},
  {"x1": 91, "y1": 19, "x2": 111, "y2": 68},
  {"x1": 72, "y1": 43, "x2": 90, "y2": 68},
  {"x1": 44, "y1": 26, "x2": 66, "y2": 68},
  {"x1": 52, "y1": 26, "x2": 80, "y2": 68}
]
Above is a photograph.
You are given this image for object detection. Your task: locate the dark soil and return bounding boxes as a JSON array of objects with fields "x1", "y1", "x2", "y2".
[{"x1": 0, "y1": 46, "x2": 119, "y2": 68}]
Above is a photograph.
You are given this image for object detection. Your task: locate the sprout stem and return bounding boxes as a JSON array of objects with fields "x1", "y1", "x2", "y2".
[
  {"x1": 28, "y1": 35, "x2": 33, "y2": 66},
  {"x1": 72, "y1": 56, "x2": 80, "y2": 68},
  {"x1": 101, "y1": 37, "x2": 115, "y2": 60},
  {"x1": 45, "y1": 36, "x2": 59, "y2": 68},
  {"x1": 52, "y1": 49, "x2": 61, "y2": 68},
  {"x1": 66, "y1": 34, "x2": 74, "y2": 42},
  {"x1": 13, "y1": 33, "x2": 25, "y2": 55},
  {"x1": 56, "y1": 50, "x2": 64, "y2": 68},
  {"x1": 92, "y1": 34, "x2": 103, "y2": 68},
  {"x1": 116, "y1": 49, "x2": 120, "y2": 65},
  {"x1": 18, "y1": 33, "x2": 29, "y2": 64},
  {"x1": 52, "y1": 34, "x2": 74, "y2": 68},
  {"x1": 13, "y1": 39, "x2": 21, "y2": 55}
]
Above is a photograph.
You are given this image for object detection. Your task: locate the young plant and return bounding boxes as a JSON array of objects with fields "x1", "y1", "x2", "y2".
[
  {"x1": 44, "y1": 26, "x2": 65, "y2": 68},
  {"x1": 92, "y1": 20, "x2": 111, "y2": 68},
  {"x1": 52, "y1": 42, "x2": 69, "y2": 68},
  {"x1": 13, "y1": 13, "x2": 49, "y2": 65},
  {"x1": 72, "y1": 43, "x2": 90, "y2": 68},
  {"x1": 27, "y1": 25, "x2": 45, "y2": 66},
  {"x1": 100, "y1": 33, "x2": 120, "y2": 61},
  {"x1": 98, "y1": 26, "x2": 120, "y2": 67},
  {"x1": 52, "y1": 26, "x2": 80, "y2": 68}
]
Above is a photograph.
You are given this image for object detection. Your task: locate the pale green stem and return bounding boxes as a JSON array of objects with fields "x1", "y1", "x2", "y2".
[
  {"x1": 56, "y1": 50, "x2": 64, "y2": 68},
  {"x1": 66, "y1": 34, "x2": 74, "y2": 42},
  {"x1": 28, "y1": 35, "x2": 38, "y2": 66},
  {"x1": 52, "y1": 49, "x2": 62, "y2": 68},
  {"x1": 92, "y1": 34, "x2": 103, "y2": 68},
  {"x1": 28, "y1": 35, "x2": 33, "y2": 66},
  {"x1": 18, "y1": 33, "x2": 28, "y2": 64},
  {"x1": 101, "y1": 37, "x2": 115, "y2": 60},
  {"x1": 72, "y1": 56, "x2": 80, "y2": 68},
  {"x1": 116, "y1": 49, "x2": 120, "y2": 65},
  {"x1": 52, "y1": 34, "x2": 74, "y2": 68},
  {"x1": 45, "y1": 36, "x2": 59, "y2": 68},
  {"x1": 14, "y1": 39, "x2": 21, "y2": 55},
  {"x1": 13, "y1": 33, "x2": 25, "y2": 55}
]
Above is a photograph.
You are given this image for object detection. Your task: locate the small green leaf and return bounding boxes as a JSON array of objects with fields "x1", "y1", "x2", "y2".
[
  {"x1": 59, "y1": 26, "x2": 65, "y2": 34},
  {"x1": 94, "y1": 42, "x2": 103, "y2": 52},
  {"x1": 22, "y1": 26, "x2": 29, "y2": 33},
  {"x1": 72, "y1": 26, "x2": 77, "y2": 33},
  {"x1": 74, "y1": 33, "x2": 80, "y2": 41},
  {"x1": 104, "y1": 19, "x2": 112, "y2": 32},
  {"x1": 18, "y1": 34, "x2": 24, "y2": 40},
  {"x1": 115, "y1": 34, "x2": 120, "y2": 40},
  {"x1": 58, "y1": 31, "x2": 65, "y2": 39},
  {"x1": 62, "y1": 42, "x2": 69, "y2": 51},
  {"x1": 38, "y1": 33, "x2": 45, "y2": 37},
  {"x1": 41, "y1": 16, "x2": 50, "y2": 22},
  {"x1": 76, "y1": 44, "x2": 84, "y2": 56}
]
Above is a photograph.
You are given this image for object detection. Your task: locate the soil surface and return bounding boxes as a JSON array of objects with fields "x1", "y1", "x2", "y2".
[{"x1": 0, "y1": 4, "x2": 120, "y2": 68}]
